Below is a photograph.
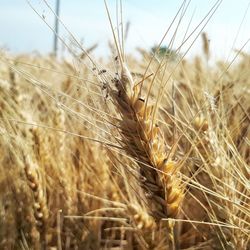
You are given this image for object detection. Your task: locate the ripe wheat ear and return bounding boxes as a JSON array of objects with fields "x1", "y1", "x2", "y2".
[{"x1": 110, "y1": 63, "x2": 184, "y2": 220}]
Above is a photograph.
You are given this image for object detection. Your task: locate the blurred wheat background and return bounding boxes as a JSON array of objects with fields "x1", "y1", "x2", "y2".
[{"x1": 0, "y1": 1, "x2": 249, "y2": 249}]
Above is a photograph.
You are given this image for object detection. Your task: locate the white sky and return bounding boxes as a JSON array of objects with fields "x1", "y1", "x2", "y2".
[{"x1": 1, "y1": 0, "x2": 250, "y2": 60}]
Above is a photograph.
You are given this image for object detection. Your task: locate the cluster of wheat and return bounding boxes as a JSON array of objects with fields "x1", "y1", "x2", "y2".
[{"x1": 0, "y1": 28, "x2": 249, "y2": 250}]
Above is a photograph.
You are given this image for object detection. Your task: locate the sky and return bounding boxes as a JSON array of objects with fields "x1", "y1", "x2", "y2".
[{"x1": 1, "y1": 0, "x2": 250, "y2": 60}]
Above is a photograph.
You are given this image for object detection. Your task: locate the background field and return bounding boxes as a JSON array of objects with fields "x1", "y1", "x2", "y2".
[{"x1": 0, "y1": 1, "x2": 249, "y2": 249}]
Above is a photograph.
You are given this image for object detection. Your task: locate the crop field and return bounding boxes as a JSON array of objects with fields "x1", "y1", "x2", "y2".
[{"x1": 0, "y1": 1, "x2": 249, "y2": 249}]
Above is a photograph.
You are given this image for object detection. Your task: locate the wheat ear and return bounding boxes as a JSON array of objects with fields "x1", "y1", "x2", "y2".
[
  {"x1": 23, "y1": 155, "x2": 48, "y2": 245},
  {"x1": 111, "y1": 63, "x2": 183, "y2": 220}
]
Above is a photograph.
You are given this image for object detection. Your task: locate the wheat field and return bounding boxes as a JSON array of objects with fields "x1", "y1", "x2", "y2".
[{"x1": 0, "y1": 1, "x2": 249, "y2": 250}]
